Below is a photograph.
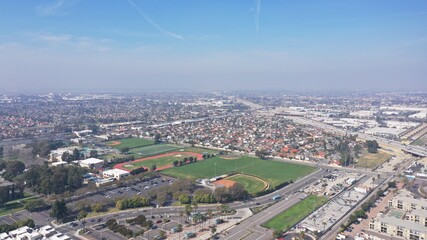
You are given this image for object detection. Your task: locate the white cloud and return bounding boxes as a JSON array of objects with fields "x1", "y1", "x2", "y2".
[{"x1": 36, "y1": 0, "x2": 76, "y2": 16}]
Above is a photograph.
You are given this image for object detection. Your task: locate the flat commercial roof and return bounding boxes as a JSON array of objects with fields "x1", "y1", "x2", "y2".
[{"x1": 79, "y1": 158, "x2": 104, "y2": 164}]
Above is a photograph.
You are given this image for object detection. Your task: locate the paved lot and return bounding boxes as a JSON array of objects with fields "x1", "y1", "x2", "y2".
[{"x1": 74, "y1": 176, "x2": 176, "y2": 207}]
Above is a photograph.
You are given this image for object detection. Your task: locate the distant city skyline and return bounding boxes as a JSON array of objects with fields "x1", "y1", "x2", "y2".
[{"x1": 0, "y1": 0, "x2": 426, "y2": 92}]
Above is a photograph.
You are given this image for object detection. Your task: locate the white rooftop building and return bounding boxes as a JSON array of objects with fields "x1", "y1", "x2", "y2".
[
  {"x1": 76, "y1": 157, "x2": 104, "y2": 169},
  {"x1": 103, "y1": 168, "x2": 130, "y2": 180}
]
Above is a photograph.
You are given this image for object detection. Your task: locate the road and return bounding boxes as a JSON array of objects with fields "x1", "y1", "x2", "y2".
[
  {"x1": 222, "y1": 170, "x2": 325, "y2": 240},
  {"x1": 285, "y1": 116, "x2": 427, "y2": 157},
  {"x1": 56, "y1": 169, "x2": 326, "y2": 238}
]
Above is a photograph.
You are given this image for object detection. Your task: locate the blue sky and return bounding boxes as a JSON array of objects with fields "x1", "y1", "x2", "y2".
[{"x1": 0, "y1": 0, "x2": 426, "y2": 92}]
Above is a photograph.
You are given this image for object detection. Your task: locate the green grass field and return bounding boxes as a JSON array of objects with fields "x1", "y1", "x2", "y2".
[
  {"x1": 129, "y1": 144, "x2": 183, "y2": 157},
  {"x1": 355, "y1": 150, "x2": 392, "y2": 169},
  {"x1": 0, "y1": 195, "x2": 38, "y2": 217},
  {"x1": 107, "y1": 137, "x2": 154, "y2": 149},
  {"x1": 161, "y1": 156, "x2": 315, "y2": 189},
  {"x1": 98, "y1": 153, "x2": 129, "y2": 160},
  {"x1": 263, "y1": 195, "x2": 328, "y2": 232},
  {"x1": 183, "y1": 147, "x2": 218, "y2": 154},
  {"x1": 227, "y1": 175, "x2": 266, "y2": 194},
  {"x1": 121, "y1": 153, "x2": 199, "y2": 171}
]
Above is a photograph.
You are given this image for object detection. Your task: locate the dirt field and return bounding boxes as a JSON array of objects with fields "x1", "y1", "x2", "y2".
[
  {"x1": 106, "y1": 141, "x2": 121, "y2": 146},
  {"x1": 213, "y1": 179, "x2": 237, "y2": 188}
]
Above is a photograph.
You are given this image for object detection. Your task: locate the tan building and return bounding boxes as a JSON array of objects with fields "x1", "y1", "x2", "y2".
[
  {"x1": 388, "y1": 195, "x2": 427, "y2": 211},
  {"x1": 405, "y1": 209, "x2": 427, "y2": 227},
  {"x1": 368, "y1": 215, "x2": 427, "y2": 240}
]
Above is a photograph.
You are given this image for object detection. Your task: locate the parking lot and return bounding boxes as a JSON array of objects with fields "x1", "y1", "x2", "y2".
[
  {"x1": 68, "y1": 175, "x2": 176, "y2": 210},
  {"x1": 0, "y1": 209, "x2": 51, "y2": 227}
]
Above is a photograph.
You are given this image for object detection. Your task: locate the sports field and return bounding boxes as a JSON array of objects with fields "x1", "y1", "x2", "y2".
[
  {"x1": 355, "y1": 150, "x2": 392, "y2": 169},
  {"x1": 129, "y1": 144, "x2": 183, "y2": 157},
  {"x1": 114, "y1": 152, "x2": 203, "y2": 171},
  {"x1": 263, "y1": 195, "x2": 328, "y2": 232},
  {"x1": 227, "y1": 174, "x2": 267, "y2": 194},
  {"x1": 161, "y1": 156, "x2": 315, "y2": 189},
  {"x1": 106, "y1": 137, "x2": 154, "y2": 149}
]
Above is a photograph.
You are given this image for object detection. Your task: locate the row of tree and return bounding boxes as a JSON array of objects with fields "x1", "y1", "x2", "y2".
[
  {"x1": 172, "y1": 156, "x2": 198, "y2": 167},
  {"x1": 29, "y1": 140, "x2": 64, "y2": 157},
  {"x1": 0, "y1": 218, "x2": 35, "y2": 233},
  {"x1": 61, "y1": 148, "x2": 84, "y2": 163},
  {"x1": 116, "y1": 196, "x2": 151, "y2": 210}
]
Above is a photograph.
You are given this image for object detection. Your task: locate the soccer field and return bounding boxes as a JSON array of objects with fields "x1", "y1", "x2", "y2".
[
  {"x1": 116, "y1": 152, "x2": 202, "y2": 171},
  {"x1": 106, "y1": 137, "x2": 154, "y2": 149},
  {"x1": 161, "y1": 156, "x2": 315, "y2": 189},
  {"x1": 129, "y1": 144, "x2": 183, "y2": 157}
]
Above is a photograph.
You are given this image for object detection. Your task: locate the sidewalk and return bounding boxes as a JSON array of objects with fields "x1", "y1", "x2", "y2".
[{"x1": 166, "y1": 208, "x2": 253, "y2": 240}]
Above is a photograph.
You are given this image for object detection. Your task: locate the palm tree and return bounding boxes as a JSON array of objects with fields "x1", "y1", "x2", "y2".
[
  {"x1": 185, "y1": 204, "x2": 193, "y2": 220},
  {"x1": 211, "y1": 226, "x2": 217, "y2": 239},
  {"x1": 77, "y1": 210, "x2": 88, "y2": 232},
  {"x1": 192, "y1": 200, "x2": 198, "y2": 215},
  {"x1": 372, "y1": 177, "x2": 375, "y2": 188},
  {"x1": 207, "y1": 208, "x2": 213, "y2": 227},
  {"x1": 299, "y1": 231, "x2": 306, "y2": 240},
  {"x1": 179, "y1": 210, "x2": 184, "y2": 224}
]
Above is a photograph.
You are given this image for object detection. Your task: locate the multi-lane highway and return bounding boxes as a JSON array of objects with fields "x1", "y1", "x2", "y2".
[{"x1": 286, "y1": 116, "x2": 427, "y2": 157}]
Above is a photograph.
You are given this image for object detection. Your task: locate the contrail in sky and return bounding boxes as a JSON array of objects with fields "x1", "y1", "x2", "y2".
[
  {"x1": 255, "y1": 0, "x2": 261, "y2": 34},
  {"x1": 126, "y1": 0, "x2": 184, "y2": 40}
]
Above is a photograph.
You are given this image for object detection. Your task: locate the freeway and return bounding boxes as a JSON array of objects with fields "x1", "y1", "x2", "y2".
[{"x1": 286, "y1": 116, "x2": 427, "y2": 157}]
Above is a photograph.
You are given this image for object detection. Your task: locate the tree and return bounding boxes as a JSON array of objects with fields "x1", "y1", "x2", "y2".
[
  {"x1": 366, "y1": 140, "x2": 379, "y2": 153},
  {"x1": 150, "y1": 164, "x2": 157, "y2": 172},
  {"x1": 206, "y1": 208, "x2": 213, "y2": 226},
  {"x1": 120, "y1": 147, "x2": 130, "y2": 153},
  {"x1": 50, "y1": 199, "x2": 67, "y2": 222},
  {"x1": 211, "y1": 226, "x2": 217, "y2": 238},
  {"x1": 229, "y1": 183, "x2": 248, "y2": 201},
  {"x1": 24, "y1": 199, "x2": 47, "y2": 212},
  {"x1": 72, "y1": 148, "x2": 82, "y2": 160},
  {"x1": 173, "y1": 160, "x2": 179, "y2": 167},
  {"x1": 388, "y1": 181, "x2": 397, "y2": 188},
  {"x1": 61, "y1": 152, "x2": 71, "y2": 162},
  {"x1": 192, "y1": 201, "x2": 198, "y2": 215},
  {"x1": 154, "y1": 134, "x2": 161, "y2": 144},
  {"x1": 185, "y1": 204, "x2": 193, "y2": 219},
  {"x1": 5, "y1": 160, "x2": 25, "y2": 176},
  {"x1": 299, "y1": 231, "x2": 306, "y2": 240},
  {"x1": 0, "y1": 187, "x2": 9, "y2": 207},
  {"x1": 89, "y1": 150, "x2": 98, "y2": 158},
  {"x1": 176, "y1": 224, "x2": 182, "y2": 232},
  {"x1": 255, "y1": 149, "x2": 269, "y2": 159},
  {"x1": 273, "y1": 229, "x2": 282, "y2": 239},
  {"x1": 91, "y1": 203, "x2": 103, "y2": 213},
  {"x1": 77, "y1": 210, "x2": 88, "y2": 225},
  {"x1": 178, "y1": 194, "x2": 190, "y2": 204}
]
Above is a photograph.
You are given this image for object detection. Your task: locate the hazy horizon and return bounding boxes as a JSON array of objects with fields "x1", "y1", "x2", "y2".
[{"x1": 1, "y1": 0, "x2": 426, "y2": 92}]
